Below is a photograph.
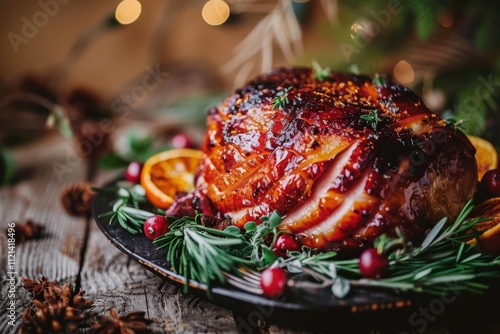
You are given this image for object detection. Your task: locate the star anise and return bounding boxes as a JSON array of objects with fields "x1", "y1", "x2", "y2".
[
  {"x1": 21, "y1": 276, "x2": 63, "y2": 301},
  {"x1": 19, "y1": 284, "x2": 94, "y2": 334},
  {"x1": 60, "y1": 181, "x2": 96, "y2": 217},
  {"x1": 9, "y1": 220, "x2": 45, "y2": 243},
  {"x1": 92, "y1": 308, "x2": 154, "y2": 334}
]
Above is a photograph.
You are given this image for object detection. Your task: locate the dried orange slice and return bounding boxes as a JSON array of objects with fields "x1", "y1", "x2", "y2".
[
  {"x1": 140, "y1": 148, "x2": 205, "y2": 209},
  {"x1": 467, "y1": 135, "x2": 498, "y2": 180},
  {"x1": 466, "y1": 197, "x2": 500, "y2": 255}
]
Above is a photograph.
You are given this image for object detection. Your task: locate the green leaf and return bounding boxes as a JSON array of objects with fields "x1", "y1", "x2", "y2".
[
  {"x1": 262, "y1": 247, "x2": 278, "y2": 265},
  {"x1": 0, "y1": 149, "x2": 15, "y2": 185},
  {"x1": 244, "y1": 221, "x2": 257, "y2": 232},
  {"x1": 331, "y1": 277, "x2": 350, "y2": 299},
  {"x1": 360, "y1": 109, "x2": 381, "y2": 130},
  {"x1": 311, "y1": 60, "x2": 331, "y2": 81},
  {"x1": 413, "y1": 268, "x2": 433, "y2": 281},
  {"x1": 425, "y1": 274, "x2": 476, "y2": 284},
  {"x1": 129, "y1": 133, "x2": 155, "y2": 153},
  {"x1": 346, "y1": 63, "x2": 363, "y2": 75},
  {"x1": 268, "y1": 211, "x2": 282, "y2": 228},
  {"x1": 409, "y1": 0, "x2": 439, "y2": 41},
  {"x1": 271, "y1": 88, "x2": 292, "y2": 110},
  {"x1": 462, "y1": 253, "x2": 483, "y2": 263},
  {"x1": 51, "y1": 105, "x2": 73, "y2": 138},
  {"x1": 224, "y1": 225, "x2": 242, "y2": 235},
  {"x1": 420, "y1": 217, "x2": 447, "y2": 249},
  {"x1": 372, "y1": 74, "x2": 387, "y2": 86},
  {"x1": 99, "y1": 152, "x2": 130, "y2": 169}
]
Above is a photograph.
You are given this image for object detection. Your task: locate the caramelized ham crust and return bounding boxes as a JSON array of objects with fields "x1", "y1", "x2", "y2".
[{"x1": 167, "y1": 67, "x2": 477, "y2": 252}]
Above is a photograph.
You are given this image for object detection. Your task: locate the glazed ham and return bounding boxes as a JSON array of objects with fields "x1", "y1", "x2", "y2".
[{"x1": 167, "y1": 67, "x2": 478, "y2": 252}]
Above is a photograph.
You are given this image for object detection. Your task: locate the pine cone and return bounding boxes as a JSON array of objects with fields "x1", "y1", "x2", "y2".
[
  {"x1": 19, "y1": 284, "x2": 94, "y2": 334},
  {"x1": 60, "y1": 181, "x2": 95, "y2": 217},
  {"x1": 92, "y1": 308, "x2": 154, "y2": 334},
  {"x1": 8, "y1": 220, "x2": 45, "y2": 243}
]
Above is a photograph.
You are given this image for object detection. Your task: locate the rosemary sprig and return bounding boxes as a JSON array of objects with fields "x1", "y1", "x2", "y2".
[
  {"x1": 372, "y1": 74, "x2": 387, "y2": 86},
  {"x1": 271, "y1": 87, "x2": 292, "y2": 110},
  {"x1": 311, "y1": 60, "x2": 331, "y2": 81},
  {"x1": 97, "y1": 185, "x2": 154, "y2": 234},
  {"x1": 360, "y1": 109, "x2": 382, "y2": 130},
  {"x1": 244, "y1": 211, "x2": 282, "y2": 266},
  {"x1": 283, "y1": 200, "x2": 500, "y2": 297},
  {"x1": 154, "y1": 215, "x2": 254, "y2": 292},
  {"x1": 446, "y1": 118, "x2": 468, "y2": 133},
  {"x1": 102, "y1": 185, "x2": 500, "y2": 299}
]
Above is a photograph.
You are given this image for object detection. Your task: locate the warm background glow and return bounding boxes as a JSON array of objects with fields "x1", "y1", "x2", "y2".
[
  {"x1": 202, "y1": 0, "x2": 230, "y2": 26},
  {"x1": 393, "y1": 60, "x2": 414, "y2": 85},
  {"x1": 115, "y1": 0, "x2": 142, "y2": 25}
]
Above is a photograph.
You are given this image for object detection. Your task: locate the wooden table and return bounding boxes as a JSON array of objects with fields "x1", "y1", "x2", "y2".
[
  {"x1": 0, "y1": 136, "x2": 305, "y2": 334},
  {"x1": 2, "y1": 136, "x2": 500, "y2": 334}
]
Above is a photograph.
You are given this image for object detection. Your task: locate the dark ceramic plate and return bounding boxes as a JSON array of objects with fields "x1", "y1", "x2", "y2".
[{"x1": 91, "y1": 181, "x2": 499, "y2": 333}]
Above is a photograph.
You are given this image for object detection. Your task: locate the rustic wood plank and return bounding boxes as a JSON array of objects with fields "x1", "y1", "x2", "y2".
[
  {"x1": 0, "y1": 150, "x2": 87, "y2": 334},
  {"x1": 0, "y1": 151, "x2": 309, "y2": 334},
  {"x1": 80, "y1": 171, "x2": 239, "y2": 333}
]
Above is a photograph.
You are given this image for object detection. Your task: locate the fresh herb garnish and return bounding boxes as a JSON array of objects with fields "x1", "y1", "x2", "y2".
[
  {"x1": 154, "y1": 215, "x2": 254, "y2": 293},
  {"x1": 360, "y1": 109, "x2": 382, "y2": 130},
  {"x1": 46, "y1": 105, "x2": 73, "y2": 138},
  {"x1": 284, "y1": 201, "x2": 500, "y2": 297},
  {"x1": 446, "y1": 118, "x2": 468, "y2": 133},
  {"x1": 372, "y1": 74, "x2": 387, "y2": 86},
  {"x1": 311, "y1": 60, "x2": 331, "y2": 81},
  {"x1": 244, "y1": 211, "x2": 282, "y2": 266},
  {"x1": 271, "y1": 87, "x2": 292, "y2": 110},
  {"x1": 97, "y1": 185, "x2": 154, "y2": 234},
  {"x1": 102, "y1": 186, "x2": 500, "y2": 299},
  {"x1": 346, "y1": 63, "x2": 362, "y2": 75}
]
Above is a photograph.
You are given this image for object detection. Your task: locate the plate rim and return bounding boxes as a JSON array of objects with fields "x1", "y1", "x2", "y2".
[{"x1": 90, "y1": 178, "x2": 438, "y2": 317}]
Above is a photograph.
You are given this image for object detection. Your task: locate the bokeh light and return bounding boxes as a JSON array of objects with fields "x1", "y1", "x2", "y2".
[
  {"x1": 393, "y1": 60, "x2": 414, "y2": 85},
  {"x1": 438, "y1": 8, "x2": 453, "y2": 28},
  {"x1": 115, "y1": 0, "x2": 142, "y2": 25},
  {"x1": 202, "y1": 0, "x2": 230, "y2": 26}
]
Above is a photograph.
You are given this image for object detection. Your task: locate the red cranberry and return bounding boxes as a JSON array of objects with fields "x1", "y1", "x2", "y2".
[
  {"x1": 480, "y1": 169, "x2": 500, "y2": 198},
  {"x1": 143, "y1": 215, "x2": 169, "y2": 240},
  {"x1": 171, "y1": 133, "x2": 194, "y2": 149},
  {"x1": 125, "y1": 161, "x2": 143, "y2": 183},
  {"x1": 260, "y1": 267, "x2": 287, "y2": 299},
  {"x1": 358, "y1": 248, "x2": 388, "y2": 279},
  {"x1": 273, "y1": 234, "x2": 300, "y2": 258}
]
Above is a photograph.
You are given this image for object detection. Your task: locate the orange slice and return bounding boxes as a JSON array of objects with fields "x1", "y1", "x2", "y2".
[
  {"x1": 140, "y1": 148, "x2": 205, "y2": 209},
  {"x1": 467, "y1": 135, "x2": 498, "y2": 180},
  {"x1": 466, "y1": 197, "x2": 500, "y2": 255}
]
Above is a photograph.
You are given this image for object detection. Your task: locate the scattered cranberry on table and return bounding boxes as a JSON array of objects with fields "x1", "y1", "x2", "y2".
[
  {"x1": 143, "y1": 215, "x2": 169, "y2": 241},
  {"x1": 171, "y1": 133, "x2": 194, "y2": 149},
  {"x1": 125, "y1": 161, "x2": 143, "y2": 183},
  {"x1": 260, "y1": 267, "x2": 288, "y2": 299},
  {"x1": 480, "y1": 169, "x2": 500, "y2": 198},
  {"x1": 358, "y1": 248, "x2": 388, "y2": 279},
  {"x1": 273, "y1": 234, "x2": 301, "y2": 258}
]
